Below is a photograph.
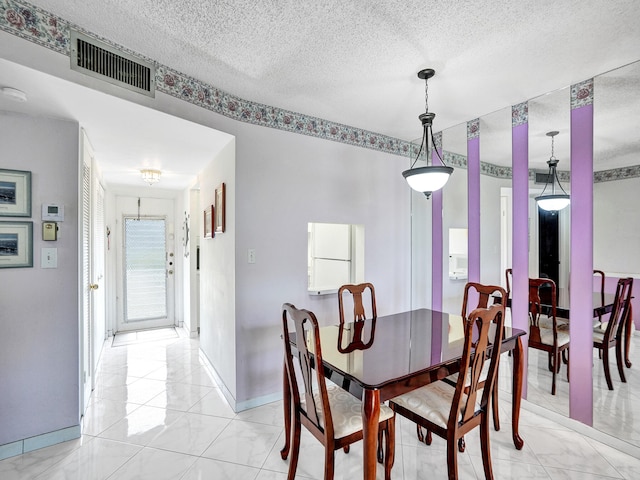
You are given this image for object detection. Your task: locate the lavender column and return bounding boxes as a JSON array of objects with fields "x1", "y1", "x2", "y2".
[
  {"x1": 569, "y1": 79, "x2": 594, "y2": 425},
  {"x1": 432, "y1": 132, "x2": 444, "y2": 311},
  {"x1": 512, "y1": 102, "x2": 529, "y2": 398},
  {"x1": 467, "y1": 119, "x2": 480, "y2": 283}
]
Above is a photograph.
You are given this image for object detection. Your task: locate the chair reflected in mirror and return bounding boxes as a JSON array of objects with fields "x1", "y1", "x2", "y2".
[
  {"x1": 593, "y1": 277, "x2": 633, "y2": 390},
  {"x1": 528, "y1": 278, "x2": 570, "y2": 395}
]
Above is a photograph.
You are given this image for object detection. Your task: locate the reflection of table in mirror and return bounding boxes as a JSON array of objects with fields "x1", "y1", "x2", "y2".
[{"x1": 281, "y1": 308, "x2": 526, "y2": 480}]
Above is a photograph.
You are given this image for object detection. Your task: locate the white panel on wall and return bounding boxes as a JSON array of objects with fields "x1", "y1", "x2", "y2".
[{"x1": 312, "y1": 223, "x2": 350, "y2": 260}]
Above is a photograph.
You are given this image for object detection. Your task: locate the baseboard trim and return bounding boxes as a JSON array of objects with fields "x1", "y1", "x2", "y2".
[{"x1": 0, "y1": 425, "x2": 81, "y2": 461}]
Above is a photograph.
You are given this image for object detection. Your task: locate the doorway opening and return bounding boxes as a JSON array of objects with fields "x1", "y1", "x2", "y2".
[{"x1": 537, "y1": 208, "x2": 560, "y2": 285}]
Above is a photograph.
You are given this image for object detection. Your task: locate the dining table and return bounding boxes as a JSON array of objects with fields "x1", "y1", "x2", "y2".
[{"x1": 281, "y1": 307, "x2": 527, "y2": 480}]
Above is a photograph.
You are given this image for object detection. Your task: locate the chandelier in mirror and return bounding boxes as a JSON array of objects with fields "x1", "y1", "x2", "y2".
[{"x1": 535, "y1": 131, "x2": 570, "y2": 211}]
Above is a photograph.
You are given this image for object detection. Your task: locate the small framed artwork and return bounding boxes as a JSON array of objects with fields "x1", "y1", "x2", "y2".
[
  {"x1": 0, "y1": 169, "x2": 32, "y2": 217},
  {"x1": 0, "y1": 221, "x2": 33, "y2": 268},
  {"x1": 203, "y1": 205, "x2": 214, "y2": 239},
  {"x1": 215, "y1": 183, "x2": 226, "y2": 234}
]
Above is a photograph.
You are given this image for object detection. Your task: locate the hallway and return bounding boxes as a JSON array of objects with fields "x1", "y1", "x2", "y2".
[{"x1": 2, "y1": 329, "x2": 640, "y2": 479}]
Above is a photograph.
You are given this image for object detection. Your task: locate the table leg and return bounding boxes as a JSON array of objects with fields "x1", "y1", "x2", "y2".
[
  {"x1": 280, "y1": 360, "x2": 292, "y2": 460},
  {"x1": 511, "y1": 337, "x2": 524, "y2": 450},
  {"x1": 625, "y1": 303, "x2": 633, "y2": 368},
  {"x1": 362, "y1": 388, "x2": 380, "y2": 480}
]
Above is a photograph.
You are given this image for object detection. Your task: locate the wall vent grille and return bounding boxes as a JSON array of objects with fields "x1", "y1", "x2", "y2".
[
  {"x1": 70, "y1": 30, "x2": 155, "y2": 97},
  {"x1": 535, "y1": 172, "x2": 552, "y2": 185}
]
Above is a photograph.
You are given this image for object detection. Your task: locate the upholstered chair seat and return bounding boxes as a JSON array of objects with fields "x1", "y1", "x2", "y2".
[
  {"x1": 390, "y1": 381, "x2": 483, "y2": 430},
  {"x1": 301, "y1": 384, "x2": 395, "y2": 439}
]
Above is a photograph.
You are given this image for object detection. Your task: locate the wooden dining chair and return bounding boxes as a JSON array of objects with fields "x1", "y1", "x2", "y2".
[
  {"x1": 461, "y1": 283, "x2": 507, "y2": 432},
  {"x1": 281, "y1": 303, "x2": 395, "y2": 480},
  {"x1": 505, "y1": 268, "x2": 513, "y2": 299},
  {"x1": 421, "y1": 282, "x2": 507, "y2": 452},
  {"x1": 528, "y1": 278, "x2": 570, "y2": 395},
  {"x1": 390, "y1": 303, "x2": 505, "y2": 480},
  {"x1": 593, "y1": 277, "x2": 633, "y2": 390}
]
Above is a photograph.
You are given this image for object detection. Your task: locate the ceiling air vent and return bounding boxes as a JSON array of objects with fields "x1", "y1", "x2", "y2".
[
  {"x1": 535, "y1": 172, "x2": 552, "y2": 185},
  {"x1": 70, "y1": 30, "x2": 155, "y2": 97}
]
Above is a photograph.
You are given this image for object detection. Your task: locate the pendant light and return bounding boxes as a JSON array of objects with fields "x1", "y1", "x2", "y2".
[
  {"x1": 535, "y1": 131, "x2": 570, "y2": 211},
  {"x1": 402, "y1": 68, "x2": 453, "y2": 198}
]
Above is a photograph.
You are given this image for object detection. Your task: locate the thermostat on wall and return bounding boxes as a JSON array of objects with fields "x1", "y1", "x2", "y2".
[{"x1": 42, "y1": 204, "x2": 64, "y2": 221}]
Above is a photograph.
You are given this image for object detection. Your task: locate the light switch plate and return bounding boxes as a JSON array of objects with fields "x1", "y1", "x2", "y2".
[{"x1": 41, "y1": 247, "x2": 58, "y2": 268}]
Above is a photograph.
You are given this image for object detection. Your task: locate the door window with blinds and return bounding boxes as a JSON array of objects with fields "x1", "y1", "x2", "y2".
[
  {"x1": 124, "y1": 217, "x2": 167, "y2": 321},
  {"x1": 307, "y1": 222, "x2": 364, "y2": 294}
]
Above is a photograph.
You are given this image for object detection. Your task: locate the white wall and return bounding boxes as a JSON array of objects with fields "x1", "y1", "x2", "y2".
[
  {"x1": 230, "y1": 124, "x2": 411, "y2": 407},
  {"x1": 480, "y1": 175, "x2": 511, "y2": 286},
  {"x1": 594, "y1": 177, "x2": 640, "y2": 275},
  {"x1": 0, "y1": 112, "x2": 80, "y2": 446},
  {"x1": 199, "y1": 140, "x2": 237, "y2": 401},
  {"x1": 442, "y1": 167, "x2": 468, "y2": 314}
]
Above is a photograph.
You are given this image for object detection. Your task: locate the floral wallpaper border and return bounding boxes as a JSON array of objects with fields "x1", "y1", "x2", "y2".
[
  {"x1": 571, "y1": 78, "x2": 594, "y2": 109},
  {"x1": 1, "y1": 0, "x2": 637, "y2": 184},
  {"x1": 467, "y1": 118, "x2": 480, "y2": 139}
]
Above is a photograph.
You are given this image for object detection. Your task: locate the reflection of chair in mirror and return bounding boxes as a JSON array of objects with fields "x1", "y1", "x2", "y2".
[
  {"x1": 593, "y1": 269, "x2": 606, "y2": 327},
  {"x1": 528, "y1": 278, "x2": 570, "y2": 395},
  {"x1": 281, "y1": 303, "x2": 395, "y2": 480},
  {"x1": 338, "y1": 283, "x2": 377, "y2": 352},
  {"x1": 390, "y1": 303, "x2": 505, "y2": 480},
  {"x1": 505, "y1": 268, "x2": 513, "y2": 299},
  {"x1": 593, "y1": 277, "x2": 633, "y2": 390}
]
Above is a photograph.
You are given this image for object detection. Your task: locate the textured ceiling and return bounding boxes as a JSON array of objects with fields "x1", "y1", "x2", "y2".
[
  {"x1": 26, "y1": 0, "x2": 640, "y2": 138},
  {"x1": 2, "y1": 0, "x2": 640, "y2": 186}
]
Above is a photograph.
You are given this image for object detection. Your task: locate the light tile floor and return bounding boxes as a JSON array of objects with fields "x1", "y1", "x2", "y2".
[{"x1": 2, "y1": 329, "x2": 640, "y2": 479}]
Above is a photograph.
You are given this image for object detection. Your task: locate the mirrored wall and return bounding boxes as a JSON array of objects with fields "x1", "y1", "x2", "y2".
[{"x1": 413, "y1": 58, "x2": 640, "y2": 448}]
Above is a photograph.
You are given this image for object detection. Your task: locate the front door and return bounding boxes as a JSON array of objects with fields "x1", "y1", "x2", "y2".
[{"x1": 116, "y1": 197, "x2": 175, "y2": 332}]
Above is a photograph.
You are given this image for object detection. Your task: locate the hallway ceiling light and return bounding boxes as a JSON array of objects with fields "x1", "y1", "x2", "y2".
[
  {"x1": 1, "y1": 86, "x2": 28, "y2": 102},
  {"x1": 141, "y1": 168, "x2": 161, "y2": 185},
  {"x1": 535, "y1": 131, "x2": 570, "y2": 211},
  {"x1": 402, "y1": 68, "x2": 453, "y2": 199}
]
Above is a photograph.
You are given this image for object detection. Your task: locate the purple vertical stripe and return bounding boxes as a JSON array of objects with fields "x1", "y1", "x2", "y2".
[
  {"x1": 432, "y1": 150, "x2": 444, "y2": 312},
  {"x1": 468, "y1": 136, "x2": 480, "y2": 283},
  {"x1": 569, "y1": 104, "x2": 594, "y2": 425},
  {"x1": 430, "y1": 310, "x2": 443, "y2": 364},
  {"x1": 512, "y1": 122, "x2": 529, "y2": 398}
]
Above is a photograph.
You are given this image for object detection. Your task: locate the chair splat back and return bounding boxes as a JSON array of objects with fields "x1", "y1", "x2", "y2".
[
  {"x1": 461, "y1": 282, "x2": 507, "y2": 320},
  {"x1": 453, "y1": 304, "x2": 505, "y2": 427},
  {"x1": 528, "y1": 278, "x2": 557, "y2": 333},
  {"x1": 338, "y1": 283, "x2": 377, "y2": 324},
  {"x1": 505, "y1": 268, "x2": 513, "y2": 298},
  {"x1": 337, "y1": 283, "x2": 377, "y2": 353},
  {"x1": 604, "y1": 277, "x2": 633, "y2": 342},
  {"x1": 282, "y1": 303, "x2": 331, "y2": 434}
]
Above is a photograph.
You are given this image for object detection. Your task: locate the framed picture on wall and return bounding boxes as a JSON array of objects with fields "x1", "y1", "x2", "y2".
[
  {"x1": 214, "y1": 183, "x2": 226, "y2": 234},
  {"x1": 203, "y1": 205, "x2": 214, "y2": 239},
  {"x1": 0, "y1": 169, "x2": 32, "y2": 217},
  {"x1": 0, "y1": 221, "x2": 33, "y2": 268}
]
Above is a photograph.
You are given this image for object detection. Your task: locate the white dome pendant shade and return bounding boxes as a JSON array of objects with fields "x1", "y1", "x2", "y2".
[
  {"x1": 535, "y1": 131, "x2": 570, "y2": 212},
  {"x1": 402, "y1": 69, "x2": 453, "y2": 199}
]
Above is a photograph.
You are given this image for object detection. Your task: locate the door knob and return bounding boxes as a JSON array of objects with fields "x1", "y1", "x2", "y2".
[{"x1": 89, "y1": 283, "x2": 99, "y2": 290}]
